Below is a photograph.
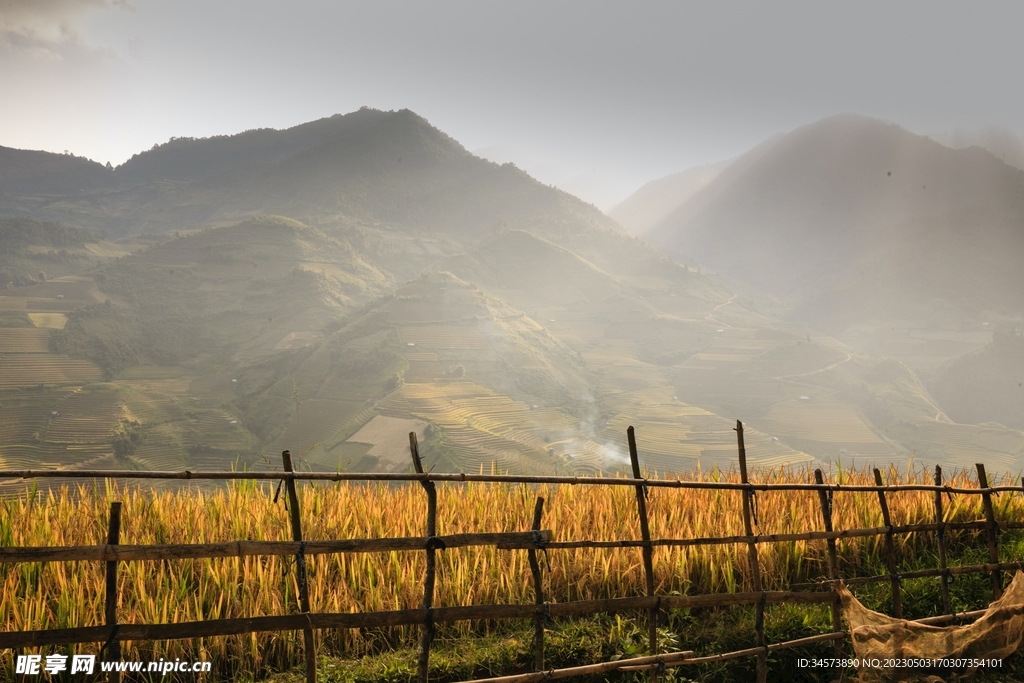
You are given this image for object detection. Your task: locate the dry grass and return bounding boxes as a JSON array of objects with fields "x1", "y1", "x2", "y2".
[{"x1": 0, "y1": 464, "x2": 1018, "y2": 678}]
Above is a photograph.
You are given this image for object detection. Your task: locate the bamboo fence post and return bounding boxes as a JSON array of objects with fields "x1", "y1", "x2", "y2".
[
  {"x1": 735, "y1": 421, "x2": 767, "y2": 683},
  {"x1": 281, "y1": 450, "x2": 316, "y2": 683},
  {"x1": 104, "y1": 502, "x2": 121, "y2": 683},
  {"x1": 410, "y1": 432, "x2": 438, "y2": 683},
  {"x1": 627, "y1": 426, "x2": 659, "y2": 683},
  {"x1": 813, "y1": 469, "x2": 843, "y2": 652},
  {"x1": 933, "y1": 466, "x2": 952, "y2": 616},
  {"x1": 526, "y1": 497, "x2": 546, "y2": 671},
  {"x1": 873, "y1": 468, "x2": 902, "y2": 618},
  {"x1": 976, "y1": 463, "x2": 1002, "y2": 600}
]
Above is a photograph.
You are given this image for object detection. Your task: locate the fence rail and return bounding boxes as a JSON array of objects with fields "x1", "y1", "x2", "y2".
[{"x1": 1, "y1": 422, "x2": 1021, "y2": 683}]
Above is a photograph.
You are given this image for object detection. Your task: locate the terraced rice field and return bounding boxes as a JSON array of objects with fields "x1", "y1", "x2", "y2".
[
  {"x1": 265, "y1": 398, "x2": 372, "y2": 460},
  {"x1": 133, "y1": 440, "x2": 190, "y2": 470},
  {"x1": 0, "y1": 355, "x2": 103, "y2": 389},
  {"x1": 0, "y1": 327, "x2": 52, "y2": 353},
  {"x1": 0, "y1": 404, "x2": 52, "y2": 442},
  {"x1": 122, "y1": 393, "x2": 187, "y2": 425},
  {"x1": 47, "y1": 389, "x2": 124, "y2": 443},
  {"x1": 0, "y1": 277, "x2": 99, "y2": 302},
  {"x1": 606, "y1": 401, "x2": 812, "y2": 473},
  {"x1": 26, "y1": 313, "x2": 67, "y2": 329},
  {"x1": 402, "y1": 360, "x2": 445, "y2": 382},
  {"x1": 398, "y1": 325, "x2": 490, "y2": 349},
  {"x1": 401, "y1": 381, "x2": 604, "y2": 473},
  {"x1": 0, "y1": 298, "x2": 27, "y2": 311},
  {"x1": 441, "y1": 425, "x2": 562, "y2": 474},
  {"x1": 905, "y1": 422, "x2": 1024, "y2": 473},
  {"x1": 758, "y1": 400, "x2": 887, "y2": 444},
  {"x1": 118, "y1": 367, "x2": 190, "y2": 381},
  {"x1": 187, "y1": 410, "x2": 251, "y2": 450},
  {"x1": 0, "y1": 443, "x2": 110, "y2": 469},
  {"x1": 346, "y1": 415, "x2": 428, "y2": 469}
]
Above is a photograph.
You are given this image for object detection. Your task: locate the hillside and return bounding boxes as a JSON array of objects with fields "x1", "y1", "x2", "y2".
[
  {"x1": 2, "y1": 109, "x2": 1024, "y2": 483},
  {"x1": 643, "y1": 114, "x2": 1024, "y2": 334},
  {"x1": 0, "y1": 216, "x2": 133, "y2": 288},
  {"x1": 0, "y1": 146, "x2": 114, "y2": 196},
  {"x1": 608, "y1": 160, "x2": 730, "y2": 236},
  {"x1": 930, "y1": 125, "x2": 1024, "y2": 172},
  {"x1": 926, "y1": 328, "x2": 1024, "y2": 431},
  {"x1": 53, "y1": 215, "x2": 389, "y2": 375}
]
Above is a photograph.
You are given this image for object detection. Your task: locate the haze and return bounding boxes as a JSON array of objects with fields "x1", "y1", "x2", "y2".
[
  {"x1": 2, "y1": 3, "x2": 1024, "y2": 484},
  {"x1": 4, "y1": 1, "x2": 1024, "y2": 208}
]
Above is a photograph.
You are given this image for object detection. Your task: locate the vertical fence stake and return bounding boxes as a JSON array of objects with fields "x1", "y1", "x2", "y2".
[
  {"x1": 627, "y1": 426, "x2": 658, "y2": 683},
  {"x1": 282, "y1": 450, "x2": 316, "y2": 683},
  {"x1": 933, "y1": 466, "x2": 952, "y2": 616},
  {"x1": 976, "y1": 463, "x2": 1002, "y2": 600},
  {"x1": 527, "y1": 497, "x2": 546, "y2": 671},
  {"x1": 104, "y1": 501, "x2": 122, "y2": 683},
  {"x1": 873, "y1": 468, "x2": 903, "y2": 619},
  {"x1": 814, "y1": 469, "x2": 843, "y2": 654},
  {"x1": 736, "y1": 421, "x2": 767, "y2": 683},
  {"x1": 410, "y1": 432, "x2": 437, "y2": 683}
]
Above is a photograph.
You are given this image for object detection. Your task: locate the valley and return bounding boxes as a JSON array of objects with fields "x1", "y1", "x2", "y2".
[{"x1": 2, "y1": 109, "x2": 1023, "y2": 489}]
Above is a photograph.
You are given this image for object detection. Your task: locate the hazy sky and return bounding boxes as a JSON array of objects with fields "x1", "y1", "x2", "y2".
[{"x1": 3, "y1": 1, "x2": 1024, "y2": 209}]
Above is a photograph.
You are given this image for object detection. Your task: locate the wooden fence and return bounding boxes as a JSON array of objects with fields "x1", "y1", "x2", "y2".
[{"x1": 2, "y1": 421, "x2": 1024, "y2": 683}]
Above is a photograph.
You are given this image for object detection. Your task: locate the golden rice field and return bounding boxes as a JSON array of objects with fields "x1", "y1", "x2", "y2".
[
  {"x1": 401, "y1": 381, "x2": 605, "y2": 472},
  {"x1": 26, "y1": 313, "x2": 67, "y2": 330},
  {"x1": 0, "y1": 465, "x2": 1018, "y2": 678}
]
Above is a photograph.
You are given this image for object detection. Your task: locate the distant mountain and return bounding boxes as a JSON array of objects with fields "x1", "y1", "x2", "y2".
[
  {"x1": 0, "y1": 146, "x2": 114, "y2": 195},
  {"x1": 643, "y1": 114, "x2": 1024, "y2": 332},
  {"x1": 929, "y1": 125, "x2": 1024, "y2": 173},
  {"x1": 608, "y1": 160, "x2": 731, "y2": 235},
  {"x1": 926, "y1": 328, "x2": 1024, "y2": 430},
  {"x1": 0, "y1": 109, "x2": 618, "y2": 248}
]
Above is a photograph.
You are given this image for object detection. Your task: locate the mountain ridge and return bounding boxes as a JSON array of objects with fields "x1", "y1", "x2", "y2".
[{"x1": 640, "y1": 114, "x2": 1024, "y2": 329}]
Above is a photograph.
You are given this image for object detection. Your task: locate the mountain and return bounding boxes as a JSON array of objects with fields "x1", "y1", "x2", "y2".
[
  {"x1": 642, "y1": 114, "x2": 1024, "y2": 334},
  {"x1": 0, "y1": 146, "x2": 114, "y2": 196},
  {"x1": 930, "y1": 125, "x2": 1024, "y2": 173},
  {"x1": 4, "y1": 109, "x2": 1024, "y2": 482},
  {"x1": 926, "y1": 328, "x2": 1024, "y2": 430},
  {"x1": 608, "y1": 160, "x2": 730, "y2": 236},
  {"x1": 0, "y1": 109, "x2": 610, "y2": 246}
]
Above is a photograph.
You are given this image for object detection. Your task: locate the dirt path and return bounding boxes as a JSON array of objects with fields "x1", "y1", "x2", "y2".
[{"x1": 704, "y1": 295, "x2": 737, "y2": 329}]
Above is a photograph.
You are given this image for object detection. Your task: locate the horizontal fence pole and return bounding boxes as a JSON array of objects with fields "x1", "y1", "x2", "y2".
[
  {"x1": 462, "y1": 631, "x2": 852, "y2": 683},
  {"x1": 0, "y1": 531, "x2": 553, "y2": 565},
  {"x1": 0, "y1": 591, "x2": 838, "y2": 648},
  {"x1": 3, "y1": 519, "x2": 1007, "y2": 566},
  {"x1": 792, "y1": 560, "x2": 1024, "y2": 589},
  {"x1": 461, "y1": 649, "x2": 698, "y2": 683},
  {"x1": 0, "y1": 469, "x2": 1018, "y2": 495},
  {"x1": 543, "y1": 520, "x2": 997, "y2": 551}
]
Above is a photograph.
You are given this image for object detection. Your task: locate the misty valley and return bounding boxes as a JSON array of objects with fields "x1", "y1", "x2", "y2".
[{"x1": 1, "y1": 109, "x2": 1021, "y2": 485}]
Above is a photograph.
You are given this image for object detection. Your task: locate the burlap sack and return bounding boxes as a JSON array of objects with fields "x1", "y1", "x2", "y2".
[{"x1": 838, "y1": 571, "x2": 1024, "y2": 682}]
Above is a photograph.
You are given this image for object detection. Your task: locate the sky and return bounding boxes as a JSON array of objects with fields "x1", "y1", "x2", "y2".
[{"x1": 3, "y1": 1, "x2": 1024, "y2": 210}]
